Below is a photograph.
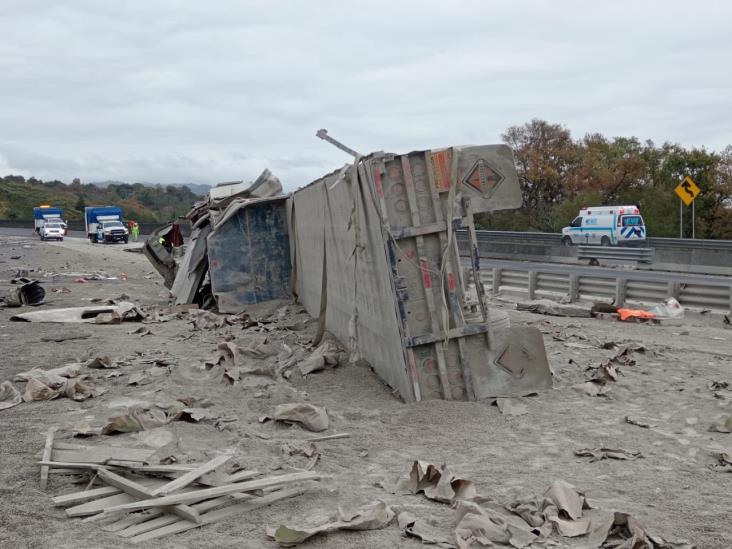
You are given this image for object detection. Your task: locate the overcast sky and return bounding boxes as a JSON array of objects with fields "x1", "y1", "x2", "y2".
[{"x1": 1, "y1": 1, "x2": 730, "y2": 189}]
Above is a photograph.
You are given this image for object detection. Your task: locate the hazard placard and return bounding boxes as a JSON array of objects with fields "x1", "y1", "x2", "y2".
[{"x1": 674, "y1": 175, "x2": 700, "y2": 206}]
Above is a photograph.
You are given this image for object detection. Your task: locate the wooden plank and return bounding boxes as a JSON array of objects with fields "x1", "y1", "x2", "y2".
[
  {"x1": 63, "y1": 479, "x2": 167, "y2": 517},
  {"x1": 102, "y1": 510, "x2": 164, "y2": 533},
  {"x1": 52, "y1": 447, "x2": 154, "y2": 464},
  {"x1": 96, "y1": 468, "x2": 201, "y2": 524},
  {"x1": 66, "y1": 493, "x2": 137, "y2": 517},
  {"x1": 100, "y1": 472, "x2": 322, "y2": 515},
  {"x1": 305, "y1": 433, "x2": 350, "y2": 442},
  {"x1": 118, "y1": 493, "x2": 255, "y2": 538},
  {"x1": 52, "y1": 485, "x2": 121, "y2": 506},
  {"x1": 150, "y1": 453, "x2": 233, "y2": 496},
  {"x1": 40, "y1": 427, "x2": 57, "y2": 491},
  {"x1": 224, "y1": 469, "x2": 259, "y2": 484},
  {"x1": 129, "y1": 488, "x2": 305, "y2": 544}
]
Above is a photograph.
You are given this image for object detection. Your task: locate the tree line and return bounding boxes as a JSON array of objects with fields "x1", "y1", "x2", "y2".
[
  {"x1": 0, "y1": 176, "x2": 203, "y2": 223},
  {"x1": 477, "y1": 119, "x2": 732, "y2": 239}
]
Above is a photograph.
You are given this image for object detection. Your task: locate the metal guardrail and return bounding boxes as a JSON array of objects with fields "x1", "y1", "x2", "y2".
[
  {"x1": 577, "y1": 245, "x2": 655, "y2": 264},
  {"x1": 461, "y1": 258, "x2": 732, "y2": 311},
  {"x1": 470, "y1": 230, "x2": 732, "y2": 252}
]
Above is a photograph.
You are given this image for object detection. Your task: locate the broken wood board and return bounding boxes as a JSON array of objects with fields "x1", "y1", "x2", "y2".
[
  {"x1": 40, "y1": 427, "x2": 58, "y2": 491},
  {"x1": 96, "y1": 468, "x2": 201, "y2": 524},
  {"x1": 129, "y1": 488, "x2": 306, "y2": 544},
  {"x1": 99, "y1": 471, "x2": 323, "y2": 516},
  {"x1": 150, "y1": 453, "x2": 233, "y2": 496}
]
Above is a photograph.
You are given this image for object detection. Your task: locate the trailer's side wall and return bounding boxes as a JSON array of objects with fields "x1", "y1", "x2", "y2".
[{"x1": 290, "y1": 166, "x2": 415, "y2": 401}]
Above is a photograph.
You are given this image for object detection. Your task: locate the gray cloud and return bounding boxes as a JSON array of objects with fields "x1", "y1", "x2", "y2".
[{"x1": 1, "y1": 0, "x2": 730, "y2": 190}]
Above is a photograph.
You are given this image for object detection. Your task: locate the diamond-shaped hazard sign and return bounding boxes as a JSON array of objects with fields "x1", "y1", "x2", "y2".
[{"x1": 463, "y1": 159, "x2": 504, "y2": 196}]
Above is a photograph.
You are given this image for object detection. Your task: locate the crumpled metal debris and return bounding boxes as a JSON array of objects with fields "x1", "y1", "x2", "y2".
[
  {"x1": 0, "y1": 381, "x2": 22, "y2": 411},
  {"x1": 266, "y1": 500, "x2": 394, "y2": 546},
  {"x1": 10, "y1": 301, "x2": 143, "y2": 323},
  {"x1": 394, "y1": 461, "x2": 478, "y2": 504},
  {"x1": 273, "y1": 403, "x2": 329, "y2": 432},
  {"x1": 0, "y1": 278, "x2": 45, "y2": 307},
  {"x1": 398, "y1": 512, "x2": 456, "y2": 548},
  {"x1": 575, "y1": 447, "x2": 643, "y2": 462}
]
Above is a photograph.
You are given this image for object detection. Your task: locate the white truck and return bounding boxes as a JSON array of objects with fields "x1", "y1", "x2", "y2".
[
  {"x1": 85, "y1": 206, "x2": 129, "y2": 243},
  {"x1": 561, "y1": 205, "x2": 646, "y2": 246}
]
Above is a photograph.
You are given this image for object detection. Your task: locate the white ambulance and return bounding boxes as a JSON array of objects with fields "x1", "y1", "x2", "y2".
[{"x1": 561, "y1": 205, "x2": 646, "y2": 246}]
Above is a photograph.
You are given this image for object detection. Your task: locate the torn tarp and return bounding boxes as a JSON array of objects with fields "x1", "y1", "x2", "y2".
[{"x1": 267, "y1": 500, "x2": 394, "y2": 546}]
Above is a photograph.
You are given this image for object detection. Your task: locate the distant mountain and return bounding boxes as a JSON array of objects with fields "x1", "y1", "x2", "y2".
[{"x1": 0, "y1": 175, "x2": 205, "y2": 222}]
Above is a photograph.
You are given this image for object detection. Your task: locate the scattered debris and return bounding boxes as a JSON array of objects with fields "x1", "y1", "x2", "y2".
[
  {"x1": 398, "y1": 512, "x2": 456, "y2": 548},
  {"x1": 10, "y1": 302, "x2": 143, "y2": 323},
  {"x1": 0, "y1": 381, "x2": 22, "y2": 410},
  {"x1": 51, "y1": 287, "x2": 72, "y2": 294},
  {"x1": 573, "y1": 380, "x2": 611, "y2": 397},
  {"x1": 452, "y1": 479, "x2": 692, "y2": 549},
  {"x1": 0, "y1": 278, "x2": 45, "y2": 307},
  {"x1": 40, "y1": 333, "x2": 92, "y2": 343},
  {"x1": 42, "y1": 438, "x2": 318, "y2": 543},
  {"x1": 625, "y1": 415, "x2": 656, "y2": 429},
  {"x1": 708, "y1": 416, "x2": 732, "y2": 433},
  {"x1": 649, "y1": 297, "x2": 685, "y2": 319},
  {"x1": 298, "y1": 339, "x2": 342, "y2": 376},
  {"x1": 273, "y1": 403, "x2": 329, "y2": 432},
  {"x1": 129, "y1": 327, "x2": 153, "y2": 336},
  {"x1": 710, "y1": 452, "x2": 732, "y2": 473},
  {"x1": 516, "y1": 300, "x2": 592, "y2": 318},
  {"x1": 85, "y1": 356, "x2": 115, "y2": 369},
  {"x1": 617, "y1": 308, "x2": 657, "y2": 322},
  {"x1": 575, "y1": 447, "x2": 643, "y2": 462},
  {"x1": 494, "y1": 397, "x2": 529, "y2": 416},
  {"x1": 393, "y1": 461, "x2": 478, "y2": 504},
  {"x1": 281, "y1": 441, "x2": 320, "y2": 470},
  {"x1": 267, "y1": 500, "x2": 394, "y2": 546},
  {"x1": 708, "y1": 381, "x2": 729, "y2": 391}
]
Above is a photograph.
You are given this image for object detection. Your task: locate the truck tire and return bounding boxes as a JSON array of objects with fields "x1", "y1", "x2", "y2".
[
  {"x1": 601, "y1": 236, "x2": 611, "y2": 246},
  {"x1": 561, "y1": 236, "x2": 572, "y2": 247},
  {"x1": 123, "y1": 237, "x2": 129, "y2": 244}
]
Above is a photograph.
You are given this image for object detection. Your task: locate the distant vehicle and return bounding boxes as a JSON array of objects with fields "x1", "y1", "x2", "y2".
[
  {"x1": 85, "y1": 206, "x2": 129, "y2": 243},
  {"x1": 561, "y1": 205, "x2": 646, "y2": 246},
  {"x1": 33, "y1": 205, "x2": 63, "y2": 234},
  {"x1": 39, "y1": 222, "x2": 64, "y2": 241}
]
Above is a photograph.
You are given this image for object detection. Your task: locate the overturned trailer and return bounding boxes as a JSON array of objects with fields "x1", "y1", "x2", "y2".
[
  {"x1": 288, "y1": 145, "x2": 551, "y2": 401},
  {"x1": 148, "y1": 144, "x2": 551, "y2": 402}
]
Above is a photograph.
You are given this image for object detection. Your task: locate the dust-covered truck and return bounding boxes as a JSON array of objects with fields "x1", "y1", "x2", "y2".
[{"x1": 85, "y1": 206, "x2": 129, "y2": 243}]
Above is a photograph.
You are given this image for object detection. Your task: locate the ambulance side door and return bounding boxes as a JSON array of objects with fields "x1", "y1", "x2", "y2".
[{"x1": 581, "y1": 216, "x2": 598, "y2": 244}]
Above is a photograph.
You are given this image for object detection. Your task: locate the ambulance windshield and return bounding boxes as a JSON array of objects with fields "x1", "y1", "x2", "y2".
[{"x1": 622, "y1": 215, "x2": 643, "y2": 227}]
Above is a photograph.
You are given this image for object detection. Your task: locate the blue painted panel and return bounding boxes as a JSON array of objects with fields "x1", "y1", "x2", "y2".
[{"x1": 207, "y1": 200, "x2": 291, "y2": 310}]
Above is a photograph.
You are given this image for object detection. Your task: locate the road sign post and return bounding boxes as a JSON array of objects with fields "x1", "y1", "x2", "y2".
[{"x1": 674, "y1": 176, "x2": 700, "y2": 239}]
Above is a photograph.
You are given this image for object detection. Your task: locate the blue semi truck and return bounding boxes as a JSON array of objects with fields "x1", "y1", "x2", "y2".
[{"x1": 84, "y1": 206, "x2": 129, "y2": 243}]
